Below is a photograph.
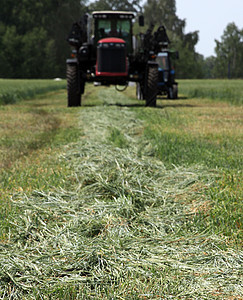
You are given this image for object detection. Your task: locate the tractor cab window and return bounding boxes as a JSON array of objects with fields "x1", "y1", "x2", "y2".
[
  {"x1": 116, "y1": 20, "x2": 130, "y2": 39},
  {"x1": 95, "y1": 18, "x2": 132, "y2": 52},
  {"x1": 97, "y1": 19, "x2": 130, "y2": 39},
  {"x1": 97, "y1": 19, "x2": 113, "y2": 38},
  {"x1": 156, "y1": 52, "x2": 169, "y2": 70}
]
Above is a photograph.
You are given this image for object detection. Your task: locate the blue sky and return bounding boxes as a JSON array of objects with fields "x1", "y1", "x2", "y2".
[{"x1": 176, "y1": 0, "x2": 243, "y2": 57}]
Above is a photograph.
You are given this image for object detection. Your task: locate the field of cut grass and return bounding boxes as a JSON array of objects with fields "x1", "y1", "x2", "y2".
[
  {"x1": 0, "y1": 80, "x2": 242, "y2": 299},
  {"x1": 0, "y1": 79, "x2": 66, "y2": 105}
]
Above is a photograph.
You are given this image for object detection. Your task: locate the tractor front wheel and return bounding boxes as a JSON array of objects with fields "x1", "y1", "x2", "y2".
[
  {"x1": 173, "y1": 84, "x2": 178, "y2": 99},
  {"x1": 144, "y1": 65, "x2": 158, "y2": 107},
  {"x1": 168, "y1": 84, "x2": 178, "y2": 99},
  {"x1": 67, "y1": 64, "x2": 82, "y2": 107},
  {"x1": 136, "y1": 83, "x2": 144, "y2": 100}
]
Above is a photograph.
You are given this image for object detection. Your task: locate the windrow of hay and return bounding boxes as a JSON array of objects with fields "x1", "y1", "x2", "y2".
[{"x1": 0, "y1": 88, "x2": 242, "y2": 299}]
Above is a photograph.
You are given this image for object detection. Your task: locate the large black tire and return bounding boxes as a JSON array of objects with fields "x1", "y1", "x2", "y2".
[
  {"x1": 173, "y1": 84, "x2": 178, "y2": 99},
  {"x1": 144, "y1": 65, "x2": 158, "y2": 107},
  {"x1": 167, "y1": 84, "x2": 178, "y2": 99},
  {"x1": 67, "y1": 64, "x2": 81, "y2": 107},
  {"x1": 167, "y1": 87, "x2": 173, "y2": 99},
  {"x1": 136, "y1": 83, "x2": 144, "y2": 100}
]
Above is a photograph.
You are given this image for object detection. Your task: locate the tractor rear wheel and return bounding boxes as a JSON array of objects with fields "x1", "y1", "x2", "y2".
[
  {"x1": 67, "y1": 64, "x2": 81, "y2": 107},
  {"x1": 145, "y1": 65, "x2": 158, "y2": 107}
]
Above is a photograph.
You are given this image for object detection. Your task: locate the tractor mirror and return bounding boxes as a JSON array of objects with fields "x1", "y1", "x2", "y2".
[{"x1": 139, "y1": 15, "x2": 144, "y2": 27}]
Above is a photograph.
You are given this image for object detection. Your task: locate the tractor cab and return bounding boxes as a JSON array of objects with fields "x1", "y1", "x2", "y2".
[
  {"x1": 91, "y1": 11, "x2": 135, "y2": 80},
  {"x1": 157, "y1": 52, "x2": 170, "y2": 83},
  {"x1": 156, "y1": 51, "x2": 178, "y2": 99},
  {"x1": 92, "y1": 11, "x2": 135, "y2": 54}
]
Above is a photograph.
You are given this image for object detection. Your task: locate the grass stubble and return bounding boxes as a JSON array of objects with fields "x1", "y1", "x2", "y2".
[{"x1": 0, "y1": 84, "x2": 242, "y2": 299}]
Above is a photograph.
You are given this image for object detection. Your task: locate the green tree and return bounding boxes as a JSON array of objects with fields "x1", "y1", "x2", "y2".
[
  {"x1": 202, "y1": 56, "x2": 216, "y2": 79},
  {"x1": 88, "y1": 0, "x2": 141, "y2": 12},
  {"x1": 144, "y1": 0, "x2": 185, "y2": 37},
  {"x1": 0, "y1": 0, "x2": 87, "y2": 78},
  {"x1": 44, "y1": 0, "x2": 89, "y2": 76},
  {"x1": 143, "y1": 0, "x2": 202, "y2": 78},
  {"x1": 214, "y1": 22, "x2": 243, "y2": 78},
  {"x1": 1, "y1": 26, "x2": 24, "y2": 78}
]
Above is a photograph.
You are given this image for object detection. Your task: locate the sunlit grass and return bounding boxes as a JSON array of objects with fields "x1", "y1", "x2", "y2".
[
  {"x1": 137, "y1": 106, "x2": 242, "y2": 170},
  {"x1": 0, "y1": 90, "x2": 82, "y2": 242}
]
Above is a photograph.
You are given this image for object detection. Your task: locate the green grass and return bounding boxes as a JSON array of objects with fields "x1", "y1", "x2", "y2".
[
  {"x1": 108, "y1": 127, "x2": 129, "y2": 148},
  {"x1": 0, "y1": 81, "x2": 242, "y2": 299},
  {"x1": 178, "y1": 79, "x2": 243, "y2": 105},
  {"x1": 137, "y1": 109, "x2": 242, "y2": 170},
  {"x1": 0, "y1": 79, "x2": 66, "y2": 105},
  {"x1": 134, "y1": 84, "x2": 242, "y2": 243},
  {"x1": 207, "y1": 172, "x2": 242, "y2": 238},
  {"x1": 0, "y1": 89, "x2": 82, "y2": 242}
]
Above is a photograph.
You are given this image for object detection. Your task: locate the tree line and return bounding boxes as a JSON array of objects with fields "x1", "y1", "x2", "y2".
[
  {"x1": 0, "y1": 0, "x2": 242, "y2": 79},
  {"x1": 0, "y1": 0, "x2": 87, "y2": 78}
]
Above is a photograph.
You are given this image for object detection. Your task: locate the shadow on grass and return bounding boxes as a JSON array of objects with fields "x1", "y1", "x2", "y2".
[
  {"x1": 156, "y1": 103, "x2": 196, "y2": 109},
  {"x1": 83, "y1": 94, "x2": 196, "y2": 109},
  {"x1": 108, "y1": 101, "x2": 196, "y2": 109},
  {"x1": 83, "y1": 102, "x2": 197, "y2": 109}
]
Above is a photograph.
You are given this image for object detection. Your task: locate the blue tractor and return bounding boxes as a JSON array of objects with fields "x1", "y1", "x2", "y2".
[
  {"x1": 136, "y1": 24, "x2": 179, "y2": 103},
  {"x1": 156, "y1": 50, "x2": 179, "y2": 99}
]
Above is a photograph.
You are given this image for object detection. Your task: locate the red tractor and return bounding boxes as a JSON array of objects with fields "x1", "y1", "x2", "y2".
[{"x1": 66, "y1": 11, "x2": 178, "y2": 107}]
